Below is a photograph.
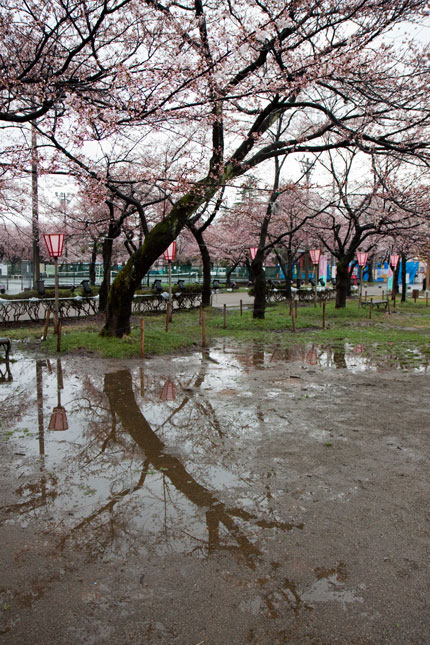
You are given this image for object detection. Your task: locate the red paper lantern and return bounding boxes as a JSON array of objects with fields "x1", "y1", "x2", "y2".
[
  {"x1": 163, "y1": 242, "x2": 176, "y2": 262},
  {"x1": 249, "y1": 247, "x2": 258, "y2": 260},
  {"x1": 43, "y1": 233, "x2": 65, "y2": 258},
  {"x1": 390, "y1": 254, "x2": 400, "y2": 269},
  {"x1": 309, "y1": 249, "x2": 321, "y2": 265},
  {"x1": 356, "y1": 251, "x2": 368, "y2": 267}
]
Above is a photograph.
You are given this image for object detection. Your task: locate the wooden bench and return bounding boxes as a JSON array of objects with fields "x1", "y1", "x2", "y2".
[
  {"x1": 0, "y1": 337, "x2": 11, "y2": 360},
  {"x1": 361, "y1": 299, "x2": 388, "y2": 310}
]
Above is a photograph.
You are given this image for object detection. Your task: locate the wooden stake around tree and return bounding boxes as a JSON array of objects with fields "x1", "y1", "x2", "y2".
[
  {"x1": 240, "y1": 299, "x2": 243, "y2": 316},
  {"x1": 426, "y1": 292, "x2": 429, "y2": 308},
  {"x1": 165, "y1": 303, "x2": 170, "y2": 332},
  {"x1": 140, "y1": 319, "x2": 145, "y2": 357},
  {"x1": 369, "y1": 299, "x2": 373, "y2": 319},
  {"x1": 223, "y1": 304, "x2": 227, "y2": 329},
  {"x1": 42, "y1": 308, "x2": 51, "y2": 341},
  {"x1": 290, "y1": 302, "x2": 296, "y2": 333}
]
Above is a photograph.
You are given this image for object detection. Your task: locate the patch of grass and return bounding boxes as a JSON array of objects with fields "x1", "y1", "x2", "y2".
[{"x1": 5, "y1": 297, "x2": 430, "y2": 364}]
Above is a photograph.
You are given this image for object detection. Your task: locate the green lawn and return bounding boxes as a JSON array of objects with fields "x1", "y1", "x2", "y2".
[{"x1": 4, "y1": 298, "x2": 430, "y2": 365}]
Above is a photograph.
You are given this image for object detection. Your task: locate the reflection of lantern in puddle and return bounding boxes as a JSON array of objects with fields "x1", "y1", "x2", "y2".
[
  {"x1": 48, "y1": 359, "x2": 68, "y2": 431},
  {"x1": 48, "y1": 406, "x2": 68, "y2": 431},
  {"x1": 353, "y1": 344, "x2": 365, "y2": 354},
  {"x1": 160, "y1": 379, "x2": 176, "y2": 401},
  {"x1": 306, "y1": 348, "x2": 318, "y2": 365}
]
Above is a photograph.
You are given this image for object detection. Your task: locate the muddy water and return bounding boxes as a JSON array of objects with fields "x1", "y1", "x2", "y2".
[{"x1": 0, "y1": 342, "x2": 429, "y2": 643}]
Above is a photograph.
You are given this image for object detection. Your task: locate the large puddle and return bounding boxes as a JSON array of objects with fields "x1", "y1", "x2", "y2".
[{"x1": 1, "y1": 343, "x2": 429, "y2": 642}]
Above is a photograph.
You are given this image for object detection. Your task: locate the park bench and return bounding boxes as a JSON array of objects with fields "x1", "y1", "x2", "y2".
[
  {"x1": 361, "y1": 299, "x2": 388, "y2": 310},
  {"x1": 0, "y1": 337, "x2": 11, "y2": 360}
]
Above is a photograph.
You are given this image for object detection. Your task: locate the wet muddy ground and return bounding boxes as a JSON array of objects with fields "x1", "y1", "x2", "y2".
[{"x1": 0, "y1": 341, "x2": 429, "y2": 644}]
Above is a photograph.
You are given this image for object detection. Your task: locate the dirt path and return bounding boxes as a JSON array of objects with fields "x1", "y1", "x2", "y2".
[{"x1": 0, "y1": 344, "x2": 429, "y2": 643}]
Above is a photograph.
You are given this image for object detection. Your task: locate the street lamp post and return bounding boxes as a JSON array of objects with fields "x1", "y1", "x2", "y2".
[
  {"x1": 309, "y1": 249, "x2": 321, "y2": 307},
  {"x1": 356, "y1": 251, "x2": 368, "y2": 305},
  {"x1": 163, "y1": 241, "x2": 176, "y2": 320},
  {"x1": 43, "y1": 233, "x2": 65, "y2": 333}
]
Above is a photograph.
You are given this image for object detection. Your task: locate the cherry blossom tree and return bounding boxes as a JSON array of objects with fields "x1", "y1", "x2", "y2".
[
  {"x1": 307, "y1": 150, "x2": 428, "y2": 307},
  {"x1": 21, "y1": 0, "x2": 430, "y2": 335}
]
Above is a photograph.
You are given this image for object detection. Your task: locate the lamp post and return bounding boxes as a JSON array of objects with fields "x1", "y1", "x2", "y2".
[
  {"x1": 356, "y1": 251, "x2": 368, "y2": 305},
  {"x1": 163, "y1": 241, "x2": 176, "y2": 320},
  {"x1": 309, "y1": 249, "x2": 321, "y2": 307},
  {"x1": 43, "y1": 233, "x2": 65, "y2": 333}
]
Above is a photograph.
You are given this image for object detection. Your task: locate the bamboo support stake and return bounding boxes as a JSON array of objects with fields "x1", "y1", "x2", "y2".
[
  {"x1": 322, "y1": 302, "x2": 326, "y2": 329},
  {"x1": 56, "y1": 320, "x2": 62, "y2": 352},
  {"x1": 240, "y1": 299, "x2": 243, "y2": 316},
  {"x1": 42, "y1": 308, "x2": 51, "y2": 341},
  {"x1": 295, "y1": 298, "x2": 298, "y2": 319},
  {"x1": 365, "y1": 290, "x2": 367, "y2": 301},
  {"x1": 369, "y1": 299, "x2": 373, "y2": 320},
  {"x1": 223, "y1": 304, "x2": 227, "y2": 329},
  {"x1": 291, "y1": 305, "x2": 296, "y2": 333},
  {"x1": 201, "y1": 311, "x2": 207, "y2": 347},
  {"x1": 165, "y1": 304, "x2": 170, "y2": 332},
  {"x1": 140, "y1": 319, "x2": 145, "y2": 358}
]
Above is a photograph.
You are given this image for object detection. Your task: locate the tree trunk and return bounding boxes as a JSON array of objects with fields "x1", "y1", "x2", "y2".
[
  {"x1": 392, "y1": 263, "x2": 400, "y2": 299},
  {"x1": 335, "y1": 259, "x2": 350, "y2": 308},
  {"x1": 226, "y1": 263, "x2": 238, "y2": 287},
  {"x1": 275, "y1": 250, "x2": 292, "y2": 299},
  {"x1": 191, "y1": 227, "x2": 211, "y2": 307},
  {"x1": 89, "y1": 241, "x2": 97, "y2": 286},
  {"x1": 252, "y1": 255, "x2": 266, "y2": 319},
  {"x1": 102, "y1": 186, "x2": 217, "y2": 336},
  {"x1": 401, "y1": 252, "x2": 407, "y2": 302},
  {"x1": 98, "y1": 236, "x2": 113, "y2": 312}
]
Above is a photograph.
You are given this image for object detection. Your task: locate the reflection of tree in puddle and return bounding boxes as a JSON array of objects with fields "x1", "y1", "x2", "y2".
[
  {"x1": 102, "y1": 369, "x2": 301, "y2": 566},
  {"x1": 1, "y1": 359, "x2": 321, "y2": 626}
]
